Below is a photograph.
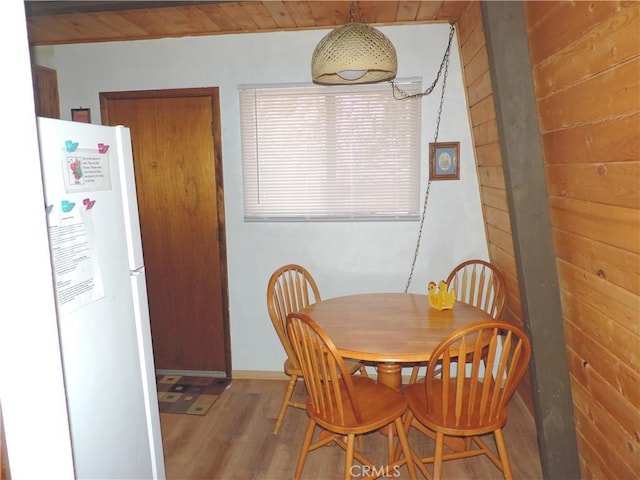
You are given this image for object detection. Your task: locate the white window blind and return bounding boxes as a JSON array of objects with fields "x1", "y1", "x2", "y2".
[{"x1": 239, "y1": 80, "x2": 422, "y2": 221}]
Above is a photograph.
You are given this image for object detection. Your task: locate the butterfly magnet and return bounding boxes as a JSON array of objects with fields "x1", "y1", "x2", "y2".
[
  {"x1": 83, "y1": 198, "x2": 96, "y2": 210},
  {"x1": 65, "y1": 140, "x2": 79, "y2": 152},
  {"x1": 61, "y1": 200, "x2": 76, "y2": 213}
]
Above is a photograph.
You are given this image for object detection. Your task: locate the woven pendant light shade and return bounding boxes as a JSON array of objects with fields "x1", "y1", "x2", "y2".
[{"x1": 312, "y1": 22, "x2": 397, "y2": 85}]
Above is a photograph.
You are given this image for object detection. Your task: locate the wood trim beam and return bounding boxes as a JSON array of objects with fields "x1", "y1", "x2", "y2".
[{"x1": 479, "y1": 2, "x2": 581, "y2": 479}]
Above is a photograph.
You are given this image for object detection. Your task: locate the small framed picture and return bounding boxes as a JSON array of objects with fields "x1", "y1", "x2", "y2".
[
  {"x1": 429, "y1": 142, "x2": 460, "y2": 181},
  {"x1": 71, "y1": 108, "x2": 91, "y2": 123}
]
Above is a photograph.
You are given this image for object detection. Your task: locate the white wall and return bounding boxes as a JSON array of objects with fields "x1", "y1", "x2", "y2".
[
  {"x1": 0, "y1": 0, "x2": 75, "y2": 477},
  {"x1": 34, "y1": 24, "x2": 488, "y2": 372}
]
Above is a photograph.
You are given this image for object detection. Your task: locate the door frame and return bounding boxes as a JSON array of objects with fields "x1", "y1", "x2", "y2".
[{"x1": 99, "y1": 87, "x2": 232, "y2": 379}]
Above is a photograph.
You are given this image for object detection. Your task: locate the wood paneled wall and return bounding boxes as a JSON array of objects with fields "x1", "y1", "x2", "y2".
[
  {"x1": 457, "y1": 1, "x2": 639, "y2": 478},
  {"x1": 525, "y1": 2, "x2": 640, "y2": 478}
]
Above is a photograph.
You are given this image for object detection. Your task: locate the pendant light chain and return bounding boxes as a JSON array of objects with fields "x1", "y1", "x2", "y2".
[
  {"x1": 349, "y1": 1, "x2": 356, "y2": 22},
  {"x1": 390, "y1": 24, "x2": 455, "y2": 101},
  {"x1": 403, "y1": 24, "x2": 454, "y2": 293}
]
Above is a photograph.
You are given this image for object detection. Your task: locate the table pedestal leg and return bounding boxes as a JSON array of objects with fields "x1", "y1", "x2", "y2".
[
  {"x1": 374, "y1": 362, "x2": 403, "y2": 438},
  {"x1": 376, "y1": 362, "x2": 403, "y2": 391}
]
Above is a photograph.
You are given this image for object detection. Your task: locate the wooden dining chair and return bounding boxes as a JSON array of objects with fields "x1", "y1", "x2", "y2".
[
  {"x1": 409, "y1": 259, "x2": 507, "y2": 384},
  {"x1": 286, "y1": 311, "x2": 417, "y2": 480},
  {"x1": 445, "y1": 259, "x2": 507, "y2": 319},
  {"x1": 267, "y1": 264, "x2": 367, "y2": 435},
  {"x1": 403, "y1": 321, "x2": 531, "y2": 479}
]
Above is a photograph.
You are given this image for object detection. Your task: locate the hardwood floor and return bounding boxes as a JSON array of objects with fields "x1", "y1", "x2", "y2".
[{"x1": 160, "y1": 378, "x2": 543, "y2": 479}]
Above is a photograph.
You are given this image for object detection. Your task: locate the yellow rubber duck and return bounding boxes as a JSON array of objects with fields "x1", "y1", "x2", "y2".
[
  {"x1": 428, "y1": 280, "x2": 456, "y2": 310},
  {"x1": 428, "y1": 281, "x2": 444, "y2": 310},
  {"x1": 438, "y1": 280, "x2": 456, "y2": 310}
]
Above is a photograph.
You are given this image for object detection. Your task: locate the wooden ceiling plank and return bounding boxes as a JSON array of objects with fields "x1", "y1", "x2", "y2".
[
  {"x1": 25, "y1": 1, "x2": 464, "y2": 46},
  {"x1": 284, "y1": 1, "x2": 316, "y2": 28},
  {"x1": 174, "y1": 5, "x2": 230, "y2": 33},
  {"x1": 396, "y1": 1, "x2": 421, "y2": 22},
  {"x1": 26, "y1": 15, "x2": 68, "y2": 38},
  {"x1": 196, "y1": 4, "x2": 240, "y2": 32},
  {"x1": 259, "y1": 1, "x2": 296, "y2": 29},
  {"x1": 114, "y1": 8, "x2": 194, "y2": 36},
  {"x1": 216, "y1": 2, "x2": 259, "y2": 31},
  {"x1": 371, "y1": 2, "x2": 399, "y2": 24},
  {"x1": 307, "y1": 1, "x2": 337, "y2": 27},
  {"x1": 356, "y1": 1, "x2": 376, "y2": 24},
  {"x1": 415, "y1": 1, "x2": 444, "y2": 21},
  {"x1": 90, "y1": 11, "x2": 151, "y2": 37},
  {"x1": 238, "y1": 2, "x2": 279, "y2": 30},
  {"x1": 438, "y1": 0, "x2": 468, "y2": 23},
  {"x1": 28, "y1": 13, "x2": 117, "y2": 43},
  {"x1": 26, "y1": 18, "x2": 70, "y2": 45},
  {"x1": 162, "y1": 6, "x2": 221, "y2": 34},
  {"x1": 73, "y1": 12, "x2": 139, "y2": 39},
  {"x1": 330, "y1": 1, "x2": 351, "y2": 25}
]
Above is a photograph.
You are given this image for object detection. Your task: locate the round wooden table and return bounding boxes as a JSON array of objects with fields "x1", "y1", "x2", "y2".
[{"x1": 302, "y1": 292, "x2": 492, "y2": 390}]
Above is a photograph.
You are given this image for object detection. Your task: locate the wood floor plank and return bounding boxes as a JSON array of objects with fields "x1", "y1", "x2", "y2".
[{"x1": 160, "y1": 379, "x2": 543, "y2": 479}]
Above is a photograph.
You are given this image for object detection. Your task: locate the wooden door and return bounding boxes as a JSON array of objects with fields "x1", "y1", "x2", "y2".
[
  {"x1": 100, "y1": 88, "x2": 230, "y2": 376},
  {"x1": 32, "y1": 64, "x2": 60, "y2": 118}
]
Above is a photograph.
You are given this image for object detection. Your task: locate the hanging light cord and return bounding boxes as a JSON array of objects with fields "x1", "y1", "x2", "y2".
[{"x1": 402, "y1": 24, "x2": 454, "y2": 293}]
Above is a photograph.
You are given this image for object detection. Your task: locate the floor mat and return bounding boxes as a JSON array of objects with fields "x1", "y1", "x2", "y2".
[{"x1": 156, "y1": 375, "x2": 230, "y2": 416}]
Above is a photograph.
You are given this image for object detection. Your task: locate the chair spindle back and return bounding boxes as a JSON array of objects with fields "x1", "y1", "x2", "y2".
[
  {"x1": 446, "y1": 260, "x2": 506, "y2": 320},
  {"x1": 424, "y1": 321, "x2": 531, "y2": 430},
  {"x1": 267, "y1": 265, "x2": 321, "y2": 369},
  {"x1": 286, "y1": 312, "x2": 363, "y2": 425}
]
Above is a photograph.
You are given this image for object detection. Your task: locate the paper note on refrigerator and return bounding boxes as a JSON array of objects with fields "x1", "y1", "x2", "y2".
[
  {"x1": 48, "y1": 204, "x2": 104, "y2": 315},
  {"x1": 63, "y1": 148, "x2": 112, "y2": 193}
]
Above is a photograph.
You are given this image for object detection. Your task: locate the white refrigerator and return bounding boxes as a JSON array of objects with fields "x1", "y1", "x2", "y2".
[{"x1": 37, "y1": 117, "x2": 165, "y2": 479}]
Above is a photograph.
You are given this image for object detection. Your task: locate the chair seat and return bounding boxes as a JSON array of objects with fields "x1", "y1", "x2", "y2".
[
  {"x1": 308, "y1": 376, "x2": 407, "y2": 434},
  {"x1": 405, "y1": 378, "x2": 509, "y2": 437}
]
